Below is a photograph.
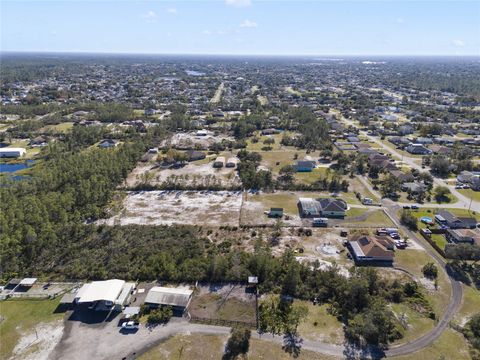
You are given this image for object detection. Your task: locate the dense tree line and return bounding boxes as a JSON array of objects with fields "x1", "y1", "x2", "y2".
[{"x1": 0, "y1": 137, "x2": 154, "y2": 279}]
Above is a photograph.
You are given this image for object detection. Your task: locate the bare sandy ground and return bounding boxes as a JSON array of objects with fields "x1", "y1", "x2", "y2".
[
  {"x1": 99, "y1": 190, "x2": 243, "y2": 226},
  {"x1": 11, "y1": 320, "x2": 64, "y2": 360},
  {"x1": 161, "y1": 132, "x2": 234, "y2": 150},
  {"x1": 126, "y1": 161, "x2": 240, "y2": 188}
]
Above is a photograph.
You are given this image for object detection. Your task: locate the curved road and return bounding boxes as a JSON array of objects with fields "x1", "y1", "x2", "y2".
[{"x1": 127, "y1": 203, "x2": 463, "y2": 359}]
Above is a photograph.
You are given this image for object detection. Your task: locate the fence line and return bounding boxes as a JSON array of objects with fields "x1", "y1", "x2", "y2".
[{"x1": 189, "y1": 315, "x2": 256, "y2": 329}]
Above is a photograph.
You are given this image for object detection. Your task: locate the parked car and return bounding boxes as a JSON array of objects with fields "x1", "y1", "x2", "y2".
[
  {"x1": 403, "y1": 205, "x2": 411, "y2": 209},
  {"x1": 121, "y1": 321, "x2": 139, "y2": 330},
  {"x1": 411, "y1": 205, "x2": 419, "y2": 210},
  {"x1": 389, "y1": 232, "x2": 400, "y2": 240}
]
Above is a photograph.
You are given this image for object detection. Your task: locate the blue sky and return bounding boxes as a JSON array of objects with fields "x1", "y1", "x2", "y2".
[{"x1": 1, "y1": 0, "x2": 479, "y2": 55}]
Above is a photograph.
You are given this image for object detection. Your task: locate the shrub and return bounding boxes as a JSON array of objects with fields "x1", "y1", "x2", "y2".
[{"x1": 147, "y1": 306, "x2": 173, "y2": 324}]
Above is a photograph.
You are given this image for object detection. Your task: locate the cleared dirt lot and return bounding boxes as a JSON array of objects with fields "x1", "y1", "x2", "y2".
[
  {"x1": 125, "y1": 159, "x2": 241, "y2": 189},
  {"x1": 161, "y1": 132, "x2": 234, "y2": 150},
  {"x1": 99, "y1": 190, "x2": 243, "y2": 226}
]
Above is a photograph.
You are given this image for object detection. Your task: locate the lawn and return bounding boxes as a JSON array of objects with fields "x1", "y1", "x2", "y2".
[
  {"x1": 394, "y1": 249, "x2": 451, "y2": 316},
  {"x1": 296, "y1": 301, "x2": 344, "y2": 345},
  {"x1": 42, "y1": 121, "x2": 74, "y2": 133},
  {"x1": 189, "y1": 293, "x2": 256, "y2": 323},
  {"x1": 345, "y1": 208, "x2": 394, "y2": 227},
  {"x1": 0, "y1": 298, "x2": 63, "y2": 359},
  {"x1": 139, "y1": 334, "x2": 227, "y2": 360},
  {"x1": 390, "y1": 303, "x2": 435, "y2": 345},
  {"x1": 458, "y1": 188, "x2": 480, "y2": 203},
  {"x1": 391, "y1": 328, "x2": 470, "y2": 360},
  {"x1": 455, "y1": 285, "x2": 480, "y2": 323},
  {"x1": 295, "y1": 168, "x2": 329, "y2": 185},
  {"x1": 248, "y1": 192, "x2": 300, "y2": 215},
  {"x1": 139, "y1": 334, "x2": 338, "y2": 360},
  {"x1": 246, "y1": 133, "x2": 285, "y2": 151}
]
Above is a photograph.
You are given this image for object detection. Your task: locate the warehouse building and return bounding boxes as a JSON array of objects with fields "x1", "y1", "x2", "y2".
[
  {"x1": 74, "y1": 279, "x2": 135, "y2": 311},
  {"x1": 144, "y1": 286, "x2": 193, "y2": 316}
]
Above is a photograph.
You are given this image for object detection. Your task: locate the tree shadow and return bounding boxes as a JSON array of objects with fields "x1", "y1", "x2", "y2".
[
  {"x1": 282, "y1": 332, "x2": 303, "y2": 358},
  {"x1": 343, "y1": 341, "x2": 386, "y2": 360}
]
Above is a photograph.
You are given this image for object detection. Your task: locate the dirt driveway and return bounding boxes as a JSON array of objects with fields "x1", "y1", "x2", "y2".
[{"x1": 51, "y1": 310, "x2": 204, "y2": 360}]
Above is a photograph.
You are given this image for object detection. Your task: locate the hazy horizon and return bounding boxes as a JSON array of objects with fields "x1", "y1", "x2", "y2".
[{"x1": 2, "y1": 0, "x2": 479, "y2": 56}]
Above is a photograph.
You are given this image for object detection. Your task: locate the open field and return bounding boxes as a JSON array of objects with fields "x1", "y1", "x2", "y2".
[
  {"x1": 394, "y1": 249, "x2": 451, "y2": 316},
  {"x1": 391, "y1": 328, "x2": 471, "y2": 360},
  {"x1": 189, "y1": 284, "x2": 256, "y2": 324},
  {"x1": 210, "y1": 82, "x2": 224, "y2": 103},
  {"x1": 0, "y1": 298, "x2": 64, "y2": 360},
  {"x1": 344, "y1": 208, "x2": 395, "y2": 227},
  {"x1": 99, "y1": 190, "x2": 243, "y2": 226},
  {"x1": 390, "y1": 303, "x2": 435, "y2": 345},
  {"x1": 455, "y1": 285, "x2": 480, "y2": 326},
  {"x1": 139, "y1": 333, "x2": 339, "y2": 360},
  {"x1": 161, "y1": 131, "x2": 234, "y2": 150},
  {"x1": 458, "y1": 188, "x2": 480, "y2": 202},
  {"x1": 39, "y1": 122, "x2": 74, "y2": 133},
  {"x1": 296, "y1": 302, "x2": 344, "y2": 345},
  {"x1": 125, "y1": 156, "x2": 241, "y2": 188}
]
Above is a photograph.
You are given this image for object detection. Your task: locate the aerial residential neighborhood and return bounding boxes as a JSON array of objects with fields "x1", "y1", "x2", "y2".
[{"x1": 1, "y1": 1, "x2": 479, "y2": 360}]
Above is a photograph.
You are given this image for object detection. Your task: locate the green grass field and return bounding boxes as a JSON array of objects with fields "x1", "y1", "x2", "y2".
[
  {"x1": 296, "y1": 301, "x2": 344, "y2": 345},
  {"x1": 458, "y1": 188, "x2": 480, "y2": 203},
  {"x1": 391, "y1": 328, "x2": 470, "y2": 360},
  {"x1": 394, "y1": 249, "x2": 451, "y2": 316},
  {"x1": 0, "y1": 298, "x2": 63, "y2": 359},
  {"x1": 42, "y1": 122, "x2": 74, "y2": 133}
]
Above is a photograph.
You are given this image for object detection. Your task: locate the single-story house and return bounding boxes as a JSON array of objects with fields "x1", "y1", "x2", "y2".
[
  {"x1": 144, "y1": 286, "x2": 193, "y2": 315},
  {"x1": 405, "y1": 143, "x2": 432, "y2": 155},
  {"x1": 98, "y1": 139, "x2": 119, "y2": 148},
  {"x1": 30, "y1": 135, "x2": 48, "y2": 147},
  {"x1": 445, "y1": 228, "x2": 480, "y2": 245},
  {"x1": 0, "y1": 148, "x2": 26, "y2": 158},
  {"x1": 317, "y1": 198, "x2": 347, "y2": 218},
  {"x1": 436, "y1": 210, "x2": 477, "y2": 229},
  {"x1": 388, "y1": 169, "x2": 415, "y2": 183},
  {"x1": 401, "y1": 182, "x2": 427, "y2": 194},
  {"x1": 298, "y1": 198, "x2": 321, "y2": 218},
  {"x1": 347, "y1": 235, "x2": 395, "y2": 264},
  {"x1": 294, "y1": 160, "x2": 316, "y2": 172}
]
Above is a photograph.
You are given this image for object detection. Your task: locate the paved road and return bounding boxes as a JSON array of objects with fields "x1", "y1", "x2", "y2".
[
  {"x1": 381, "y1": 201, "x2": 464, "y2": 357},
  {"x1": 342, "y1": 116, "x2": 480, "y2": 212}
]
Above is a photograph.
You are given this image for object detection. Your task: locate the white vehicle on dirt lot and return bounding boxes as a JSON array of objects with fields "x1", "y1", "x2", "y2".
[{"x1": 121, "y1": 320, "x2": 139, "y2": 330}]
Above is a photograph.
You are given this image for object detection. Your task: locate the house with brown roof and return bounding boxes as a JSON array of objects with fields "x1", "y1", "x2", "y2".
[{"x1": 347, "y1": 235, "x2": 395, "y2": 264}]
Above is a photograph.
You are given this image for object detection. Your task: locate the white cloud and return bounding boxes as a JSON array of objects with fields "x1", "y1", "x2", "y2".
[
  {"x1": 396, "y1": 18, "x2": 404, "y2": 24},
  {"x1": 240, "y1": 19, "x2": 257, "y2": 28},
  {"x1": 225, "y1": 0, "x2": 251, "y2": 7},
  {"x1": 202, "y1": 30, "x2": 212, "y2": 35},
  {"x1": 452, "y1": 39, "x2": 465, "y2": 47},
  {"x1": 141, "y1": 10, "x2": 158, "y2": 23},
  {"x1": 166, "y1": 8, "x2": 177, "y2": 15}
]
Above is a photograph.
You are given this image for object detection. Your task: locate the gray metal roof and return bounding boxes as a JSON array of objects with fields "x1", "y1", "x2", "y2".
[{"x1": 145, "y1": 287, "x2": 193, "y2": 307}]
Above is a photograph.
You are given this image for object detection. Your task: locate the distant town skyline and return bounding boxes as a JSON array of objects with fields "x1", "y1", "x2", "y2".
[{"x1": 1, "y1": 0, "x2": 479, "y2": 56}]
